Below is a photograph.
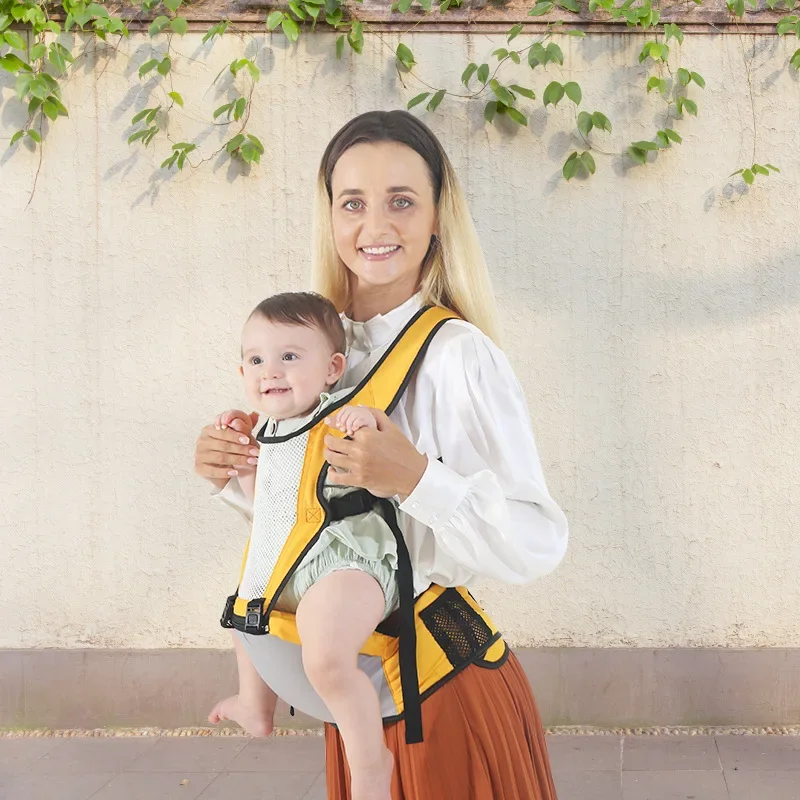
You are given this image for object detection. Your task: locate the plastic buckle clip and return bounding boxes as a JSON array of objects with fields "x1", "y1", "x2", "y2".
[
  {"x1": 220, "y1": 594, "x2": 236, "y2": 629},
  {"x1": 244, "y1": 599, "x2": 264, "y2": 633}
]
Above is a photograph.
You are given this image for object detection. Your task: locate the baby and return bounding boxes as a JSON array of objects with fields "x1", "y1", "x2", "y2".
[{"x1": 209, "y1": 291, "x2": 397, "y2": 799}]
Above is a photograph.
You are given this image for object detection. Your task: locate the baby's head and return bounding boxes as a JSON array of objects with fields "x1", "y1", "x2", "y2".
[{"x1": 240, "y1": 292, "x2": 347, "y2": 420}]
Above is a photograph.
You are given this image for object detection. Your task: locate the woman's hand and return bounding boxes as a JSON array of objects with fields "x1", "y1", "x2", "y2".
[
  {"x1": 195, "y1": 410, "x2": 260, "y2": 490},
  {"x1": 323, "y1": 408, "x2": 427, "y2": 500}
]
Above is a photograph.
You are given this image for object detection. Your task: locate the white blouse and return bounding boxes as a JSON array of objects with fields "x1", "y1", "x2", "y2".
[{"x1": 215, "y1": 294, "x2": 568, "y2": 594}]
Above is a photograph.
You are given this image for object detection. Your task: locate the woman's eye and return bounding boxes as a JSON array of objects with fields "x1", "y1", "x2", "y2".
[
  {"x1": 393, "y1": 197, "x2": 412, "y2": 209},
  {"x1": 344, "y1": 200, "x2": 363, "y2": 211}
]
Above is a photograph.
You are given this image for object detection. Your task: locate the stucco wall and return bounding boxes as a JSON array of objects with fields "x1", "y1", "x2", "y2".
[{"x1": 2, "y1": 30, "x2": 799, "y2": 650}]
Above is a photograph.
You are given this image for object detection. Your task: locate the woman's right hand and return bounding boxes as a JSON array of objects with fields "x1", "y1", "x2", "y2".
[{"x1": 195, "y1": 410, "x2": 260, "y2": 490}]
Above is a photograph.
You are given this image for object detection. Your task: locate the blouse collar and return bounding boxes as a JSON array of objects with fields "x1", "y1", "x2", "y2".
[{"x1": 342, "y1": 293, "x2": 423, "y2": 353}]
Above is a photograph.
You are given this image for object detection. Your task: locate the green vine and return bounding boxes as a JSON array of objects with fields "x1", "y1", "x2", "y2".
[{"x1": 1, "y1": 0, "x2": 797, "y2": 190}]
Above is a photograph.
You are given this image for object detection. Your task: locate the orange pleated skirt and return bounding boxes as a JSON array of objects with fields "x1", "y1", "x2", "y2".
[{"x1": 324, "y1": 651, "x2": 558, "y2": 799}]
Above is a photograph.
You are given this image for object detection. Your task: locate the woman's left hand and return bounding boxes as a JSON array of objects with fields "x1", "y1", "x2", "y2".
[{"x1": 324, "y1": 409, "x2": 427, "y2": 500}]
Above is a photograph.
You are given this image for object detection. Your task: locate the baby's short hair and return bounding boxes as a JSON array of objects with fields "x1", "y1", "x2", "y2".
[{"x1": 249, "y1": 292, "x2": 347, "y2": 355}]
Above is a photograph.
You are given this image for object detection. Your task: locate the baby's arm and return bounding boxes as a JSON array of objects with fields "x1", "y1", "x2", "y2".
[
  {"x1": 328, "y1": 405, "x2": 379, "y2": 437},
  {"x1": 216, "y1": 410, "x2": 258, "y2": 502}
]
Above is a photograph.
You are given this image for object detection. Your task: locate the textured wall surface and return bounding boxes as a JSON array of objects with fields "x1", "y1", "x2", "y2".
[{"x1": 2, "y1": 31, "x2": 799, "y2": 650}]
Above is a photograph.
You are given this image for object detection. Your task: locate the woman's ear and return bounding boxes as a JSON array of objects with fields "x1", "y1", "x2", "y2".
[
  {"x1": 327, "y1": 352, "x2": 347, "y2": 385},
  {"x1": 238, "y1": 365, "x2": 244, "y2": 377}
]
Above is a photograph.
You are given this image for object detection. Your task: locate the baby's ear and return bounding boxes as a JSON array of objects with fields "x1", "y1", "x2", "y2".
[{"x1": 327, "y1": 352, "x2": 347, "y2": 384}]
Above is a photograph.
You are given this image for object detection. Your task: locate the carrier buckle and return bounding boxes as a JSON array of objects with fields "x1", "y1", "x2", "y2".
[
  {"x1": 244, "y1": 599, "x2": 265, "y2": 633},
  {"x1": 220, "y1": 594, "x2": 236, "y2": 629}
]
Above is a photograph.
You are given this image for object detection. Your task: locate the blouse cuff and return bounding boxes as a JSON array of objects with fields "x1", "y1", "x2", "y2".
[
  {"x1": 399, "y1": 456, "x2": 470, "y2": 530},
  {"x1": 213, "y1": 477, "x2": 254, "y2": 522}
]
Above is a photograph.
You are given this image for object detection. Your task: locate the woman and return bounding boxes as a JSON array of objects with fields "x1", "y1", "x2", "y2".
[{"x1": 195, "y1": 110, "x2": 568, "y2": 799}]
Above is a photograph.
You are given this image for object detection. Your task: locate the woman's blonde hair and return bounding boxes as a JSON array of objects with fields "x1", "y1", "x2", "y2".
[{"x1": 311, "y1": 111, "x2": 501, "y2": 344}]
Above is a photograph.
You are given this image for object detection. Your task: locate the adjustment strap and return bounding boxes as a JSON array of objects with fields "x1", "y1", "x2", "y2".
[{"x1": 327, "y1": 489, "x2": 379, "y2": 521}]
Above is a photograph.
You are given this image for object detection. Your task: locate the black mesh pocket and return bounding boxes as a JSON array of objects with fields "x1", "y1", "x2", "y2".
[{"x1": 419, "y1": 588, "x2": 494, "y2": 669}]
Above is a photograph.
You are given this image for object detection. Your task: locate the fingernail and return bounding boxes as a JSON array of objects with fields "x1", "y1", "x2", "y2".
[
  {"x1": 249, "y1": 448, "x2": 259, "y2": 456},
  {"x1": 221, "y1": 424, "x2": 227, "y2": 430},
  {"x1": 239, "y1": 437, "x2": 249, "y2": 444},
  {"x1": 228, "y1": 470, "x2": 239, "y2": 476},
  {"x1": 247, "y1": 458, "x2": 258, "y2": 465}
]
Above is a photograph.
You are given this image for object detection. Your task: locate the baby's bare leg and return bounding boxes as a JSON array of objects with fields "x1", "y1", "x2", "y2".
[
  {"x1": 296, "y1": 571, "x2": 392, "y2": 800},
  {"x1": 208, "y1": 631, "x2": 278, "y2": 737}
]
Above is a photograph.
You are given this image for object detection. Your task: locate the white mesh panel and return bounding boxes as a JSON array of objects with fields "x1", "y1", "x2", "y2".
[{"x1": 238, "y1": 430, "x2": 310, "y2": 601}]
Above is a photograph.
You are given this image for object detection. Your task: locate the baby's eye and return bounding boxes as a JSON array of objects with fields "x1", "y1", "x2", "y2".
[
  {"x1": 250, "y1": 356, "x2": 263, "y2": 366},
  {"x1": 282, "y1": 353, "x2": 298, "y2": 362}
]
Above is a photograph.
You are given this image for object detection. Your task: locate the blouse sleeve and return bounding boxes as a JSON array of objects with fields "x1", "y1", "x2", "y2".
[
  {"x1": 398, "y1": 327, "x2": 569, "y2": 584},
  {"x1": 213, "y1": 477, "x2": 254, "y2": 523}
]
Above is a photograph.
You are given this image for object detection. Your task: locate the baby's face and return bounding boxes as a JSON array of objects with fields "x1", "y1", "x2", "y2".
[{"x1": 240, "y1": 315, "x2": 343, "y2": 420}]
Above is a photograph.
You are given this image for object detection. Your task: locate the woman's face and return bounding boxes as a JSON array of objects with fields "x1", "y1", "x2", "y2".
[{"x1": 330, "y1": 141, "x2": 438, "y2": 305}]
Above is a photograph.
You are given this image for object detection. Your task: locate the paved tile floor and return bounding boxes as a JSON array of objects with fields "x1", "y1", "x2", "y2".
[{"x1": 1, "y1": 734, "x2": 799, "y2": 799}]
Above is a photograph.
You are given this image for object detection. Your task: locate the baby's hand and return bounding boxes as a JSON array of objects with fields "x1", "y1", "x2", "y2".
[
  {"x1": 214, "y1": 409, "x2": 257, "y2": 437},
  {"x1": 327, "y1": 405, "x2": 378, "y2": 437}
]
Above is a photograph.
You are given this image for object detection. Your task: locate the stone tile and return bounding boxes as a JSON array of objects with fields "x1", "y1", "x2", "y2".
[
  {"x1": 621, "y1": 770, "x2": 730, "y2": 800},
  {"x1": 302, "y1": 773, "x2": 328, "y2": 800},
  {"x1": 516, "y1": 648, "x2": 562, "y2": 723},
  {"x1": 0, "y1": 651, "x2": 24, "y2": 727},
  {"x1": 226, "y1": 736, "x2": 325, "y2": 773},
  {"x1": 0, "y1": 771, "x2": 113, "y2": 800},
  {"x1": 90, "y1": 771, "x2": 216, "y2": 800},
  {"x1": 126, "y1": 736, "x2": 248, "y2": 773},
  {"x1": 623, "y1": 736, "x2": 722, "y2": 771},
  {"x1": 716, "y1": 735, "x2": 800, "y2": 771},
  {"x1": 197, "y1": 770, "x2": 320, "y2": 800},
  {"x1": 726, "y1": 770, "x2": 800, "y2": 800},
  {"x1": 553, "y1": 770, "x2": 622, "y2": 800},
  {"x1": 0, "y1": 738, "x2": 60, "y2": 773},
  {"x1": 547, "y1": 735, "x2": 622, "y2": 772},
  {"x1": 34, "y1": 737, "x2": 158, "y2": 773}
]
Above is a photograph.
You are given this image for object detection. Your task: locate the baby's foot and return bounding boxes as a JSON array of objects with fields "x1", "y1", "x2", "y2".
[
  {"x1": 208, "y1": 694, "x2": 275, "y2": 738},
  {"x1": 350, "y1": 749, "x2": 393, "y2": 800}
]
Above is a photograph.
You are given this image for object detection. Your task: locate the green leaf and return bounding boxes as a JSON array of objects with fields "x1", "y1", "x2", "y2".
[
  {"x1": 564, "y1": 81, "x2": 582, "y2": 105},
  {"x1": 742, "y1": 168, "x2": 754, "y2": 185},
  {"x1": 3, "y1": 31, "x2": 26, "y2": 50},
  {"x1": 202, "y1": 20, "x2": 228, "y2": 43},
  {"x1": 647, "y1": 76, "x2": 661, "y2": 92},
  {"x1": 226, "y1": 133, "x2": 246, "y2": 154},
  {"x1": 132, "y1": 107, "x2": 153, "y2": 124},
  {"x1": 507, "y1": 23, "x2": 523, "y2": 42},
  {"x1": 247, "y1": 61, "x2": 260, "y2": 80},
  {"x1": 563, "y1": 153, "x2": 580, "y2": 181},
  {"x1": 564, "y1": 29, "x2": 586, "y2": 37},
  {"x1": 283, "y1": 16, "x2": 300, "y2": 42},
  {"x1": 168, "y1": 91, "x2": 184, "y2": 107},
  {"x1": 683, "y1": 98, "x2": 698, "y2": 116},
  {"x1": 677, "y1": 68, "x2": 691, "y2": 86},
  {"x1": 752, "y1": 164, "x2": 769, "y2": 175},
  {"x1": 493, "y1": 48, "x2": 509, "y2": 60},
  {"x1": 427, "y1": 88, "x2": 446, "y2": 112},
  {"x1": 632, "y1": 140, "x2": 659, "y2": 150},
  {"x1": 543, "y1": 81, "x2": 565, "y2": 107},
  {"x1": 557, "y1": 0, "x2": 580, "y2": 11},
  {"x1": 477, "y1": 63, "x2": 489, "y2": 84},
  {"x1": 484, "y1": 100, "x2": 498, "y2": 123},
  {"x1": 51, "y1": 98, "x2": 69, "y2": 117},
  {"x1": 791, "y1": 48, "x2": 800, "y2": 69},
  {"x1": 336, "y1": 34, "x2": 345, "y2": 58},
  {"x1": 418, "y1": 0, "x2": 433, "y2": 11},
  {"x1": 528, "y1": 43, "x2": 547, "y2": 68},
  {"x1": 87, "y1": 3, "x2": 110, "y2": 19},
  {"x1": 267, "y1": 10, "x2": 284, "y2": 29},
  {"x1": 509, "y1": 84, "x2": 536, "y2": 99},
  {"x1": 42, "y1": 99, "x2": 58, "y2": 121},
  {"x1": 28, "y1": 97, "x2": 42, "y2": 114},
  {"x1": 627, "y1": 145, "x2": 647, "y2": 165},
  {"x1": 407, "y1": 92, "x2": 430, "y2": 109},
  {"x1": 509, "y1": 51, "x2": 520, "y2": 64},
  {"x1": 656, "y1": 130, "x2": 670, "y2": 148},
  {"x1": 581, "y1": 151, "x2": 596, "y2": 174},
  {"x1": 690, "y1": 71, "x2": 705, "y2": 88},
  {"x1": 577, "y1": 111, "x2": 593, "y2": 136},
  {"x1": 27, "y1": 128, "x2": 41, "y2": 143},
  {"x1": 213, "y1": 102, "x2": 232, "y2": 119},
  {"x1": 170, "y1": 17, "x2": 188, "y2": 35},
  {"x1": 29, "y1": 43, "x2": 46, "y2": 61},
  {"x1": 461, "y1": 62, "x2": 477, "y2": 86},
  {"x1": 347, "y1": 20, "x2": 363, "y2": 53},
  {"x1": 161, "y1": 153, "x2": 178, "y2": 169},
  {"x1": 397, "y1": 43, "x2": 415, "y2": 70},
  {"x1": 396, "y1": 0, "x2": 413, "y2": 11},
  {"x1": 528, "y1": 1, "x2": 553, "y2": 15},
  {"x1": 164, "y1": 0, "x2": 183, "y2": 11},
  {"x1": 765, "y1": 163, "x2": 780, "y2": 172},
  {"x1": 234, "y1": 97, "x2": 247, "y2": 120},
  {"x1": 289, "y1": 1, "x2": 307, "y2": 19},
  {"x1": 546, "y1": 43, "x2": 564, "y2": 65},
  {"x1": 489, "y1": 80, "x2": 514, "y2": 106},
  {"x1": 664, "y1": 127, "x2": 682, "y2": 143},
  {"x1": 506, "y1": 107, "x2": 527, "y2": 126},
  {"x1": 247, "y1": 134, "x2": 265, "y2": 152},
  {"x1": 10, "y1": 129, "x2": 25, "y2": 147},
  {"x1": 0, "y1": 53, "x2": 30, "y2": 74},
  {"x1": 157, "y1": 56, "x2": 171, "y2": 76},
  {"x1": 148, "y1": 15, "x2": 169, "y2": 36}
]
